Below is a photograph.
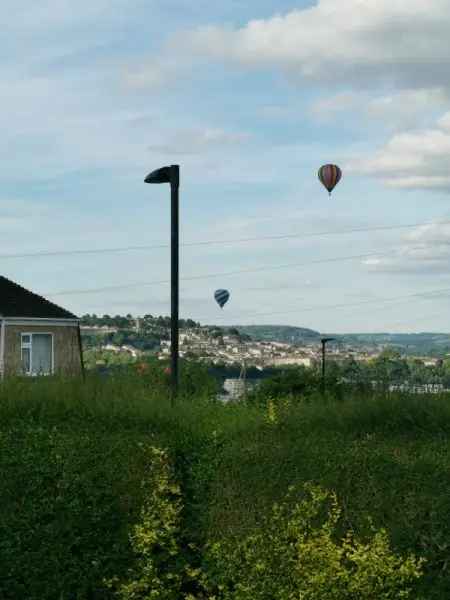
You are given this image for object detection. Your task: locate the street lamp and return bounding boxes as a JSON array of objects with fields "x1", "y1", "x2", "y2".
[
  {"x1": 320, "y1": 337, "x2": 335, "y2": 394},
  {"x1": 144, "y1": 164, "x2": 180, "y2": 403}
]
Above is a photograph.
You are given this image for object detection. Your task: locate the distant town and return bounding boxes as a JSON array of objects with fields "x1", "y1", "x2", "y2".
[{"x1": 80, "y1": 313, "x2": 450, "y2": 370}]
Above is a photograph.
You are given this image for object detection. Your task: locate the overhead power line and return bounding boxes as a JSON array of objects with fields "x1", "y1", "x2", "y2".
[
  {"x1": 43, "y1": 242, "x2": 448, "y2": 300},
  {"x1": 1, "y1": 218, "x2": 449, "y2": 260},
  {"x1": 78, "y1": 287, "x2": 450, "y2": 330},
  {"x1": 385, "y1": 311, "x2": 450, "y2": 330},
  {"x1": 210, "y1": 287, "x2": 450, "y2": 322},
  {"x1": 44, "y1": 247, "x2": 412, "y2": 297}
]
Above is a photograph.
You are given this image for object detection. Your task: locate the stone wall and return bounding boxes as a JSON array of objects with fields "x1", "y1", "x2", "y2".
[{"x1": 4, "y1": 324, "x2": 82, "y2": 376}]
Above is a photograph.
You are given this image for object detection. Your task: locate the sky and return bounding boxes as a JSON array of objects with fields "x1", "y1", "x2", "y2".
[{"x1": 2, "y1": 0, "x2": 450, "y2": 333}]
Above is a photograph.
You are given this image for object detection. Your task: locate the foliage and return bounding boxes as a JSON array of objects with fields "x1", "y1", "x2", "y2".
[
  {"x1": 0, "y1": 427, "x2": 152, "y2": 599},
  {"x1": 1, "y1": 375, "x2": 450, "y2": 598},
  {"x1": 83, "y1": 348, "x2": 138, "y2": 370},
  {"x1": 200, "y1": 484, "x2": 424, "y2": 600},
  {"x1": 333, "y1": 332, "x2": 450, "y2": 357},
  {"x1": 104, "y1": 447, "x2": 185, "y2": 600},
  {"x1": 178, "y1": 360, "x2": 221, "y2": 398},
  {"x1": 247, "y1": 366, "x2": 323, "y2": 402},
  {"x1": 336, "y1": 350, "x2": 450, "y2": 388},
  {"x1": 235, "y1": 324, "x2": 320, "y2": 344},
  {"x1": 81, "y1": 313, "x2": 200, "y2": 331},
  {"x1": 206, "y1": 362, "x2": 277, "y2": 381}
]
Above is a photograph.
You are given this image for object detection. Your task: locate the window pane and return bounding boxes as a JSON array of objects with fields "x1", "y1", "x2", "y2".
[
  {"x1": 31, "y1": 334, "x2": 52, "y2": 375},
  {"x1": 22, "y1": 347, "x2": 31, "y2": 374},
  {"x1": 22, "y1": 334, "x2": 31, "y2": 345}
]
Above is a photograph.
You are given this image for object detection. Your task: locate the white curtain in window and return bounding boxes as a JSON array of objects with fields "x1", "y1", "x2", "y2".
[{"x1": 32, "y1": 334, "x2": 52, "y2": 375}]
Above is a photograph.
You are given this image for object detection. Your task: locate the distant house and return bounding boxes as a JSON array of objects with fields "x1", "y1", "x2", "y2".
[{"x1": 0, "y1": 276, "x2": 83, "y2": 378}]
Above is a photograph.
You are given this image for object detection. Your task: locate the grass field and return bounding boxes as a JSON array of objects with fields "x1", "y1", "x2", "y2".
[{"x1": 1, "y1": 368, "x2": 449, "y2": 598}]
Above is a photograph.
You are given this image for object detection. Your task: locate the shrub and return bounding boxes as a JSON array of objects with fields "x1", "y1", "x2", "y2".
[
  {"x1": 199, "y1": 483, "x2": 424, "y2": 600},
  {"x1": 104, "y1": 446, "x2": 185, "y2": 600},
  {"x1": 0, "y1": 428, "x2": 151, "y2": 599},
  {"x1": 248, "y1": 366, "x2": 320, "y2": 403}
]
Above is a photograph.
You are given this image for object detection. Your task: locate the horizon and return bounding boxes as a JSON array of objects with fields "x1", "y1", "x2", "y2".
[
  {"x1": 2, "y1": 1, "x2": 450, "y2": 334},
  {"x1": 81, "y1": 315, "x2": 450, "y2": 337}
]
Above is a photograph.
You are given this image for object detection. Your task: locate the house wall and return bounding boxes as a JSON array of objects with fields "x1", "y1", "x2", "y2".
[{"x1": 3, "y1": 324, "x2": 82, "y2": 376}]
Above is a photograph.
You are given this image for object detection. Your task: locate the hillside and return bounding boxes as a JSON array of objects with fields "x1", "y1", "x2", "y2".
[
  {"x1": 80, "y1": 314, "x2": 450, "y2": 357},
  {"x1": 234, "y1": 325, "x2": 450, "y2": 356},
  {"x1": 328, "y1": 332, "x2": 450, "y2": 356},
  {"x1": 234, "y1": 324, "x2": 321, "y2": 344}
]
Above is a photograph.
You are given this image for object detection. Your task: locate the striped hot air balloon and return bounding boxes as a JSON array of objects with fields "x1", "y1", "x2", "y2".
[
  {"x1": 318, "y1": 164, "x2": 342, "y2": 196},
  {"x1": 214, "y1": 289, "x2": 230, "y2": 309}
]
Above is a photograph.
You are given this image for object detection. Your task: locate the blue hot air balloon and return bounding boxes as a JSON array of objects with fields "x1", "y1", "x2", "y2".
[{"x1": 214, "y1": 289, "x2": 230, "y2": 309}]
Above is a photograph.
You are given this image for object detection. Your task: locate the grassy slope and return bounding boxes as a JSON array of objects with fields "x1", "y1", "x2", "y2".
[
  {"x1": 0, "y1": 375, "x2": 449, "y2": 598},
  {"x1": 204, "y1": 398, "x2": 450, "y2": 598}
]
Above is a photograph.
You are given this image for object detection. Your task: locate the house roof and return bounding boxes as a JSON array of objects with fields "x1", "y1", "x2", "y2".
[{"x1": 0, "y1": 276, "x2": 77, "y2": 319}]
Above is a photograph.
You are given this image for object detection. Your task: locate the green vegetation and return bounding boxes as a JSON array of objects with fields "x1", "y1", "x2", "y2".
[
  {"x1": 329, "y1": 332, "x2": 450, "y2": 357},
  {"x1": 235, "y1": 326, "x2": 450, "y2": 356},
  {"x1": 80, "y1": 314, "x2": 201, "y2": 330},
  {"x1": 235, "y1": 324, "x2": 320, "y2": 344},
  {"x1": 80, "y1": 314, "x2": 450, "y2": 359},
  {"x1": 326, "y1": 348, "x2": 450, "y2": 389},
  {"x1": 1, "y1": 367, "x2": 450, "y2": 598}
]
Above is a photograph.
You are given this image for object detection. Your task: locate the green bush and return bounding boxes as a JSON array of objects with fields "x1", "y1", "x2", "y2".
[
  {"x1": 104, "y1": 446, "x2": 186, "y2": 600},
  {"x1": 0, "y1": 428, "x2": 152, "y2": 599},
  {"x1": 199, "y1": 484, "x2": 424, "y2": 600},
  {"x1": 132, "y1": 358, "x2": 219, "y2": 401},
  {"x1": 1, "y1": 374, "x2": 449, "y2": 598},
  {"x1": 101, "y1": 456, "x2": 425, "y2": 600},
  {"x1": 248, "y1": 366, "x2": 320, "y2": 402}
]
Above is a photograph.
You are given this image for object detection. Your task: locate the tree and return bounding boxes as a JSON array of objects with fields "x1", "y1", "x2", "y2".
[
  {"x1": 251, "y1": 367, "x2": 320, "y2": 402},
  {"x1": 371, "y1": 350, "x2": 410, "y2": 388},
  {"x1": 228, "y1": 327, "x2": 240, "y2": 337}
]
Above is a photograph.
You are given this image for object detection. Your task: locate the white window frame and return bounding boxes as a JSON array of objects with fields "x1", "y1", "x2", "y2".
[{"x1": 21, "y1": 332, "x2": 54, "y2": 376}]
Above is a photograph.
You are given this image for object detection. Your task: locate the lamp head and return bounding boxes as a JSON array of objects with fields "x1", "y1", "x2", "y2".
[
  {"x1": 144, "y1": 165, "x2": 179, "y2": 186},
  {"x1": 144, "y1": 166, "x2": 171, "y2": 184}
]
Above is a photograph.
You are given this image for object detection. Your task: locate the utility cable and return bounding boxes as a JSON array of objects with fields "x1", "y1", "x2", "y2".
[
  {"x1": 44, "y1": 247, "x2": 415, "y2": 297},
  {"x1": 208, "y1": 287, "x2": 450, "y2": 322},
  {"x1": 1, "y1": 218, "x2": 449, "y2": 260}
]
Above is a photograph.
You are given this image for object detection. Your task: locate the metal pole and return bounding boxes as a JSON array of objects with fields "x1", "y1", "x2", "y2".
[
  {"x1": 0, "y1": 319, "x2": 5, "y2": 381},
  {"x1": 321, "y1": 340, "x2": 326, "y2": 394},
  {"x1": 170, "y1": 165, "x2": 180, "y2": 404},
  {"x1": 77, "y1": 322, "x2": 86, "y2": 382}
]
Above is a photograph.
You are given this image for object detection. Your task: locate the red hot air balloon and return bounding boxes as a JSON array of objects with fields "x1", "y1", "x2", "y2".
[{"x1": 318, "y1": 164, "x2": 342, "y2": 196}]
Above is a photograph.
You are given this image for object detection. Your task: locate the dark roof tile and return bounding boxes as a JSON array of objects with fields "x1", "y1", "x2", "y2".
[{"x1": 0, "y1": 276, "x2": 77, "y2": 319}]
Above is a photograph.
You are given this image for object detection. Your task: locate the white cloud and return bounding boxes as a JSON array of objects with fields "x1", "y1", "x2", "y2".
[
  {"x1": 366, "y1": 88, "x2": 448, "y2": 120},
  {"x1": 405, "y1": 221, "x2": 450, "y2": 244},
  {"x1": 166, "y1": 0, "x2": 450, "y2": 91},
  {"x1": 362, "y1": 220, "x2": 450, "y2": 273},
  {"x1": 311, "y1": 88, "x2": 449, "y2": 129},
  {"x1": 346, "y1": 110, "x2": 450, "y2": 190},
  {"x1": 437, "y1": 112, "x2": 450, "y2": 130},
  {"x1": 122, "y1": 55, "x2": 194, "y2": 91},
  {"x1": 148, "y1": 127, "x2": 251, "y2": 155},
  {"x1": 310, "y1": 92, "x2": 360, "y2": 118}
]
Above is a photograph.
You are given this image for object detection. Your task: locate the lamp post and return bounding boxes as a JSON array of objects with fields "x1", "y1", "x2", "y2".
[
  {"x1": 144, "y1": 164, "x2": 180, "y2": 404},
  {"x1": 320, "y1": 337, "x2": 335, "y2": 394}
]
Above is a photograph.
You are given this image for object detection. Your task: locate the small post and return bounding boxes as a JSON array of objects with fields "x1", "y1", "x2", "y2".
[
  {"x1": 170, "y1": 165, "x2": 179, "y2": 404},
  {"x1": 321, "y1": 340, "x2": 325, "y2": 394},
  {"x1": 320, "y1": 337, "x2": 334, "y2": 395},
  {"x1": 77, "y1": 323, "x2": 86, "y2": 382}
]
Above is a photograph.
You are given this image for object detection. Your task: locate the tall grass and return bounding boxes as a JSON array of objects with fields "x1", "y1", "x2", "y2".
[{"x1": 0, "y1": 372, "x2": 449, "y2": 597}]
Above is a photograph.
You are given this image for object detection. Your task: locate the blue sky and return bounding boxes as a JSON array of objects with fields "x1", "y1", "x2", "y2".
[{"x1": 2, "y1": 0, "x2": 450, "y2": 333}]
